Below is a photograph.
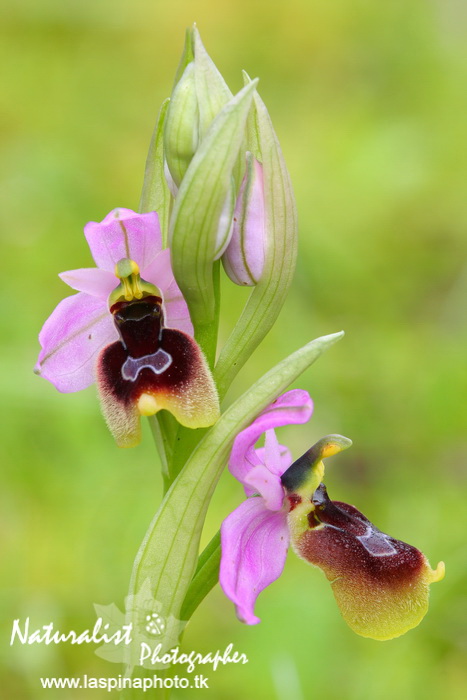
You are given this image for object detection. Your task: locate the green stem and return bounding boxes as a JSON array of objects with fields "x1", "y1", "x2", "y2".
[
  {"x1": 148, "y1": 416, "x2": 169, "y2": 492},
  {"x1": 169, "y1": 426, "x2": 209, "y2": 481},
  {"x1": 166, "y1": 261, "x2": 221, "y2": 482},
  {"x1": 193, "y1": 260, "x2": 221, "y2": 369},
  {"x1": 149, "y1": 413, "x2": 180, "y2": 493},
  {"x1": 124, "y1": 532, "x2": 221, "y2": 700},
  {"x1": 150, "y1": 261, "x2": 220, "y2": 487},
  {"x1": 181, "y1": 532, "x2": 221, "y2": 620}
]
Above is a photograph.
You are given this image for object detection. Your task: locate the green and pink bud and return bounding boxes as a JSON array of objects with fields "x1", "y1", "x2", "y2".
[{"x1": 223, "y1": 152, "x2": 266, "y2": 286}]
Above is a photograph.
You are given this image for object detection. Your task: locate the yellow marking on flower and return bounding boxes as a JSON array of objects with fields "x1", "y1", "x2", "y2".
[
  {"x1": 321, "y1": 442, "x2": 344, "y2": 458},
  {"x1": 294, "y1": 461, "x2": 324, "y2": 502},
  {"x1": 115, "y1": 258, "x2": 143, "y2": 301},
  {"x1": 287, "y1": 499, "x2": 317, "y2": 541},
  {"x1": 297, "y1": 435, "x2": 351, "y2": 497},
  {"x1": 137, "y1": 393, "x2": 159, "y2": 416},
  {"x1": 108, "y1": 258, "x2": 161, "y2": 307},
  {"x1": 115, "y1": 258, "x2": 139, "y2": 277},
  {"x1": 428, "y1": 560, "x2": 445, "y2": 583},
  {"x1": 282, "y1": 435, "x2": 353, "y2": 521}
]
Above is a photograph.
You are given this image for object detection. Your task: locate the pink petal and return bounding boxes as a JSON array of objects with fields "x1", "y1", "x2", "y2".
[
  {"x1": 220, "y1": 497, "x2": 289, "y2": 624},
  {"x1": 249, "y1": 435, "x2": 292, "y2": 503},
  {"x1": 223, "y1": 155, "x2": 266, "y2": 285},
  {"x1": 162, "y1": 280, "x2": 194, "y2": 336},
  {"x1": 255, "y1": 438, "x2": 292, "y2": 477},
  {"x1": 84, "y1": 209, "x2": 162, "y2": 272},
  {"x1": 243, "y1": 464, "x2": 285, "y2": 511},
  {"x1": 142, "y1": 249, "x2": 193, "y2": 336},
  {"x1": 59, "y1": 268, "x2": 117, "y2": 299},
  {"x1": 141, "y1": 248, "x2": 175, "y2": 290},
  {"x1": 35, "y1": 293, "x2": 118, "y2": 392},
  {"x1": 229, "y1": 389, "x2": 313, "y2": 486},
  {"x1": 263, "y1": 429, "x2": 290, "y2": 475},
  {"x1": 242, "y1": 431, "x2": 288, "y2": 504}
]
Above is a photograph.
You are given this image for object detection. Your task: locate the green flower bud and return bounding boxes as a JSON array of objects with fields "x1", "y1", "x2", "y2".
[{"x1": 164, "y1": 62, "x2": 199, "y2": 189}]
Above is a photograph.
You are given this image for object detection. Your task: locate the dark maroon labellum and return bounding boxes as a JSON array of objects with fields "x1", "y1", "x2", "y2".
[
  {"x1": 101, "y1": 296, "x2": 193, "y2": 406},
  {"x1": 303, "y1": 483, "x2": 424, "y2": 585},
  {"x1": 96, "y1": 290, "x2": 220, "y2": 446}
]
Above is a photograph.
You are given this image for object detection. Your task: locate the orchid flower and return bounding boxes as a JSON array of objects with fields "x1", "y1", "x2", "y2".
[
  {"x1": 220, "y1": 391, "x2": 444, "y2": 640},
  {"x1": 220, "y1": 389, "x2": 314, "y2": 624},
  {"x1": 35, "y1": 208, "x2": 220, "y2": 447}
]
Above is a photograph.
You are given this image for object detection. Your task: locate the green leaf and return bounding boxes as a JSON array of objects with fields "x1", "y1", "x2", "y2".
[
  {"x1": 214, "y1": 74, "x2": 298, "y2": 398},
  {"x1": 169, "y1": 79, "x2": 258, "y2": 335},
  {"x1": 128, "y1": 331, "x2": 344, "y2": 634},
  {"x1": 139, "y1": 98, "x2": 171, "y2": 245}
]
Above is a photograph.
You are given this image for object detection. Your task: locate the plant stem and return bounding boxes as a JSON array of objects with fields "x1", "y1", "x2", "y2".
[
  {"x1": 181, "y1": 532, "x2": 221, "y2": 620},
  {"x1": 193, "y1": 261, "x2": 221, "y2": 369}
]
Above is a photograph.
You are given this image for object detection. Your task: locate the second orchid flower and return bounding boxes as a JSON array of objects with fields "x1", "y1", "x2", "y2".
[{"x1": 220, "y1": 390, "x2": 444, "y2": 640}]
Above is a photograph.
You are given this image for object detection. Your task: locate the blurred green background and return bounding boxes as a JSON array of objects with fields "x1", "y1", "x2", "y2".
[{"x1": 1, "y1": 0, "x2": 466, "y2": 698}]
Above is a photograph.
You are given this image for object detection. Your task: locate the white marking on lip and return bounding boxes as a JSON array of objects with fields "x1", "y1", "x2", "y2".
[
  {"x1": 121, "y1": 348, "x2": 172, "y2": 381},
  {"x1": 356, "y1": 525, "x2": 397, "y2": 557}
]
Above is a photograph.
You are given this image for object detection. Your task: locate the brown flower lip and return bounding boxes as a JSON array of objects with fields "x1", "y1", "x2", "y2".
[{"x1": 96, "y1": 294, "x2": 220, "y2": 447}]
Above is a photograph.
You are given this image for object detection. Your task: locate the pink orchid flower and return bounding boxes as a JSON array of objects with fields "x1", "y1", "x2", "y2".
[
  {"x1": 220, "y1": 390, "x2": 444, "y2": 640},
  {"x1": 220, "y1": 389, "x2": 313, "y2": 624},
  {"x1": 35, "y1": 208, "x2": 219, "y2": 447}
]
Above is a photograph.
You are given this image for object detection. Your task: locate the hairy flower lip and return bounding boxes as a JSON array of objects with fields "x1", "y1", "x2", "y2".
[
  {"x1": 291, "y1": 481, "x2": 445, "y2": 640},
  {"x1": 95, "y1": 298, "x2": 220, "y2": 448}
]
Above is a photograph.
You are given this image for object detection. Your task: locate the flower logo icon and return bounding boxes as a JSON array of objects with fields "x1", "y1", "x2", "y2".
[{"x1": 145, "y1": 613, "x2": 165, "y2": 636}]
